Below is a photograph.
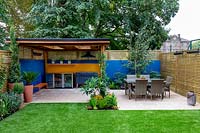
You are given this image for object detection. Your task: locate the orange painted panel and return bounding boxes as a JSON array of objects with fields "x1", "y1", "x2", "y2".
[{"x1": 46, "y1": 64, "x2": 100, "y2": 74}]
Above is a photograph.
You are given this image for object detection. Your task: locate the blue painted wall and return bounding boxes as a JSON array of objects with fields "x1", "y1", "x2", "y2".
[
  {"x1": 20, "y1": 59, "x2": 160, "y2": 85},
  {"x1": 106, "y1": 60, "x2": 160, "y2": 80},
  {"x1": 106, "y1": 60, "x2": 129, "y2": 79},
  {"x1": 20, "y1": 59, "x2": 45, "y2": 85}
]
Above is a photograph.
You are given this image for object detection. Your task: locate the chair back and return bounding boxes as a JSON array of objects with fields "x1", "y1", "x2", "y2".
[
  {"x1": 151, "y1": 79, "x2": 164, "y2": 95},
  {"x1": 166, "y1": 76, "x2": 173, "y2": 84},
  {"x1": 126, "y1": 75, "x2": 136, "y2": 83},
  {"x1": 135, "y1": 79, "x2": 148, "y2": 95},
  {"x1": 165, "y1": 76, "x2": 173, "y2": 87},
  {"x1": 127, "y1": 75, "x2": 136, "y2": 79}
]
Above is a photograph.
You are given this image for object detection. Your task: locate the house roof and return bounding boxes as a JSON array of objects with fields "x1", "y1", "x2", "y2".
[
  {"x1": 6, "y1": 38, "x2": 110, "y2": 51},
  {"x1": 180, "y1": 38, "x2": 189, "y2": 42}
]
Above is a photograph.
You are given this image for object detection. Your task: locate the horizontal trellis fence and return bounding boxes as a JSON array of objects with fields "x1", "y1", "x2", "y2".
[
  {"x1": 0, "y1": 50, "x2": 11, "y2": 91},
  {"x1": 160, "y1": 52, "x2": 200, "y2": 102},
  {"x1": 0, "y1": 50, "x2": 11, "y2": 65},
  {"x1": 105, "y1": 50, "x2": 161, "y2": 60}
]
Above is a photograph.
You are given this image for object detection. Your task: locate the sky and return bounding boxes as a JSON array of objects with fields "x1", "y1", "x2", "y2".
[{"x1": 167, "y1": 0, "x2": 200, "y2": 40}]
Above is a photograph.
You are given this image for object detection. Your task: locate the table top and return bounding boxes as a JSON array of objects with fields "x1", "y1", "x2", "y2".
[{"x1": 124, "y1": 78, "x2": 164, "y2": 83}]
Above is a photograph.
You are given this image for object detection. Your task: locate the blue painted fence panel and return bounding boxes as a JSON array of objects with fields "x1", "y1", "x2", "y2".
[
  {"x1": 106, "y1": 60, "x2": 160, "y2": 79},
  {"x1": 20, "y1": 59, "x2": 160, "y2": 86},
  {"x1": 20, "y1": 59, "x2": 45, "y2": 85}
]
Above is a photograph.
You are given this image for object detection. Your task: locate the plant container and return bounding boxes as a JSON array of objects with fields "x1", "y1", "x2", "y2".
[{"x1": 24, "y1": 85, "x2": 33, "y2": 102}]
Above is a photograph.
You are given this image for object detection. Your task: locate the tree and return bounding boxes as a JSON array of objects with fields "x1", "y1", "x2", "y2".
[
  {"x1": 123, "y1": 0, "x2": 179, "y2": 74},
  {"x1": 27, "y1": 0, "x2": 126, "y2": 49},
  {"x1": 0, "y1": 0, "x2": 9, "y2": 49},
  {"x1": 7, "y1": 25, "x2": 21, "y2": 83},
  {"x1": 127, "y1": 31, "x2": 151, "y2": 75},
  {"x1": 191, "y1": 40, "x2": 200, "y2": 49},
  {"x1": 6, "y1": 0, "x2": 34, "y2": 37},
  {"x1": 27, "y1": 0, "x2": 179, "y2": 50},
  {"x1": 0, "y1": 0, "x2": 34, "y2": 50}
]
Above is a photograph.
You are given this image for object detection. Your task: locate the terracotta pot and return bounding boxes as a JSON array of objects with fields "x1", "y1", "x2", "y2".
[
  {"x1": 24, "y1": 85, "x2": 33, "y2": 103},
  {"x1": 8, "y1": 82, "x2": 24, "y2": 91},
  {"x1": 21, "y1": 93, "x2": 24, "y2": 103},
  {"x1": 8, "y1": 83, "x2": 15, "y2": 90},
  {"x1": 19, "y1": 93, "x2": 24, "y2": 109}
]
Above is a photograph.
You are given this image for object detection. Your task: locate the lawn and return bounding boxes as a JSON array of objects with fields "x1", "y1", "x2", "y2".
[{"x1": 0, "y1": 103, "x2": 199, "y2": 133}]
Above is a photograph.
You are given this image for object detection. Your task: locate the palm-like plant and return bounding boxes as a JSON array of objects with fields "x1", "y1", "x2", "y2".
[{"x1": 22, "y1": 72, "x2": 39, "y2": 85}]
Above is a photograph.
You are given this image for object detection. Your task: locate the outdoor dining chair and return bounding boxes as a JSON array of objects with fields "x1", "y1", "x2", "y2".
[
  {"x1": 124, "y1": 75, "x2": 136, "y2": 95},
  {"x1": 148, "y1": 79, "x2": 164, "y2": 100},
  {"x1": 164, "y1": 76, "x2": 173, "y2": 98},
  {"x1": 131, "y1": 79, "x2": 148, "y2": 100}
]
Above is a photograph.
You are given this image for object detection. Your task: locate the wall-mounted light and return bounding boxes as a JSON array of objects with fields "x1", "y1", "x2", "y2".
[{"x1": 81, "y1": 51, "x2": 95, "y2": 58}]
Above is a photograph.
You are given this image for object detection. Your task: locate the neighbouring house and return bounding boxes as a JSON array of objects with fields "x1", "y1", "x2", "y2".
[{"x1": 160, "y1": 34, "x2": 190, "y2": 53}]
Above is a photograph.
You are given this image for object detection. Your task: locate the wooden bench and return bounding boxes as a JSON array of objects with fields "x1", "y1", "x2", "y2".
[{"x1": 34, "y1": 83, "x2": 48, "y2": 90}]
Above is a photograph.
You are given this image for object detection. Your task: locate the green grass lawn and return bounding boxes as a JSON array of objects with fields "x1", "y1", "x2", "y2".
[{"x1": 0, "y1": 103, "x2": 200, "y2": 133}]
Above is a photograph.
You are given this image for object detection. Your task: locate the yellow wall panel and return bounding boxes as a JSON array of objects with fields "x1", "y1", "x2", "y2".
[{"x1": 46, "y1": 64, "x2": 100, "y2": 74}]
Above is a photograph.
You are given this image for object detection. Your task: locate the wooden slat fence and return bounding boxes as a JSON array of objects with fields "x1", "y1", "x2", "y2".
[
  {"x1": 160, "y1": 52, "x2": 200, "y2": 102},
  {"x1": 0, "y1": 50, "x2": 10, "y2": 91}
]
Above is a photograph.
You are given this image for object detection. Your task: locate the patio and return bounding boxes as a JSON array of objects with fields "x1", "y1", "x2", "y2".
[{"x1": 32, "y1": 89, "x2": 200, "y2": 110}]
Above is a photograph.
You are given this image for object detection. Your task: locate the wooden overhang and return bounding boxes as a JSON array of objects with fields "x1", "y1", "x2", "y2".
[
  {"x1": 6, "y1": 38, "x2": 110, "y2": 51},
  {"x1": 6, "y1": 38, "x2": 110, "y2": 75}
]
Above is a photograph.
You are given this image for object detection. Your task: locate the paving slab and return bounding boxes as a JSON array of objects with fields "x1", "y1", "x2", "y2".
[
  {"x1": 32, "y1": 89, "x2": 200, "y2": 110},
  {"x1": 33, "y1": 89, "x2": 89, "y2": 103},
  {"x1": 110, "y1": 90, "x2": 200, "y2": 110}
]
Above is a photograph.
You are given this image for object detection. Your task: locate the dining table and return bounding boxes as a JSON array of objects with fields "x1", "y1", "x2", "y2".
[{"x1": 124, "y1": 78, "x2": 165, "y2": 94}]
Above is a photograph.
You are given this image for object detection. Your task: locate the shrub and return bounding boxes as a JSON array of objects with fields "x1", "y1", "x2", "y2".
[
  {"x1": 89, "y1": 97, "x2": 98, "y2": 110},
  {"x1": 22, "y1": 71, "x2": 39, "y2": 85},
  {"x1": 150, "y1": 71, "x2": 161, "y2": 78},
  {"x1": 113, "y1": 72, "x2": 126, "y2": 89},
  {"x1": 89, "y1": 93, "x2": 118, "y2": 110},
  {"x1": 8, "y1": 25, "x2": 21, "y2": 83},
  {"x1": 104, "y1": 94, "x2": 117, "y2": 108},
  {"x1": 98, "y1": 99, "x2": 107, "y2": 109},
  {"x1": 93, "y1": 94, "x2": 103, "y2": 100},
  {"x1": 13, "y1": 83, "x2": 24, "y2": 94},
  {"x1": 109, "y1": 81, "x2": 117, "y2": 89},
  {"x1": 0, "y1": 65, "x2": 7, "y2": 90},
  {"x1": 81, "y1": 77, "x2": 98, "y2": 96},
  {"x1": 0, "y1": 92, "x2": 22, "y2": 120},
  {"x1": 81, "y1": 54, "x2": 109, "y2": 97}
]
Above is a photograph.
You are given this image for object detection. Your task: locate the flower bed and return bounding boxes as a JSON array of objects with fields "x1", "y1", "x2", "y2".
[
  {"x1": 88, "y1": 93, "x2": 118, "y2": 110},
  {"x1": 0, "y1": 92, "x2": 22, "y2": 120}
]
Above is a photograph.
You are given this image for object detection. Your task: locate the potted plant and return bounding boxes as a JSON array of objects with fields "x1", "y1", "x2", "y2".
[
  {"x1": 0, "y1": 65, "x2": 7, "y2": 92},
  {"x1": 68, "y1": 60, "x2": 71, "y2": 64},
  {"x1": 23, "y1": 71, "x2": 39, "y2": 103},
  {"x1": 13, "y1": 83, "x2": 24, "y2": 107},
  {"x1": 51, "y1": 59, "x2": 55, "y2": 64},
  {"x1": 81, "y1": 54, "x2": 118, "y2": 110},
  {"x1": 59, "y1": 56, "x2": 65, "y2": 64}
]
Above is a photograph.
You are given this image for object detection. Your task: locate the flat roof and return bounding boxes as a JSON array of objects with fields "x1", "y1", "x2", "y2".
[
  {"x1": 15, "y1": 38, "x2": 110, "y2": 41},
  {"x1": 6, "y1": 38, "x2": 110, "y2": 51}
]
